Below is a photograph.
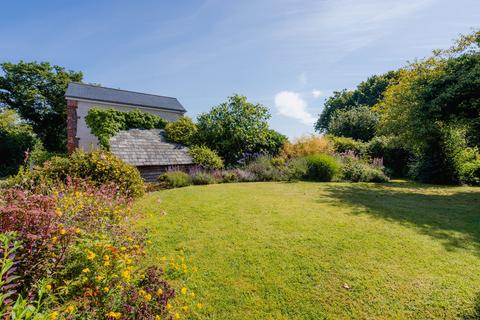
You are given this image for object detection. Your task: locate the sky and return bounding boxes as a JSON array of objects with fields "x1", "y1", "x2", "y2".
[{"x1": 1, "y1": 0, "x2": 479, "y2": 139}]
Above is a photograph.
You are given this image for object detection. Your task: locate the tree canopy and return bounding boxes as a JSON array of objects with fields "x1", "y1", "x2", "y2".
[
  {"x1": 0, "y1": 61, "x2": 83, "y2": 152},
  {"x1": 197, "y1": 95, "x2": 287, "y2": 165}
]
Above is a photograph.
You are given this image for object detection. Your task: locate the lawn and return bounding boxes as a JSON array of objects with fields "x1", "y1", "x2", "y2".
[{"x1": 135, "y1": 181, "x2": 480, "y2": 319}]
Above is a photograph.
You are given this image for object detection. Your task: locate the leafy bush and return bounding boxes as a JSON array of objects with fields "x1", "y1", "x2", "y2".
[
  {"x1": 6, "y1": 150, "x2": 144, "y2": 198},
  {"x1": 0, "y1": 109, "x2": 40, "y2": 177},
  {"x1": 366, "y1": 136, "x2": 411, "y2": 177},
  {"x1": 158, "y1": 171, "x2": 192, "y2": 188},
  {"x1": 340, "y1": 153, "x2": 389, "y2": 182},
  {"x1": 284, "y1": 157, "x2": 308, "y2": 181},
  {"x1": 304, "y1": 154, "x2": 341, "y2": 182},
  {"x1": 245, "y1": 156, "x2": 284, "y2": 181},
  {"x1": 328, "y1": 135, "x2": 367, "y2": 155},
  {"x1": 281, "y1": 135, "x2": 334, "y2": 159},
  {"x1": 188, "y1": 145, "x2": 224, "y2": 169},
  {"x1": 165, "y1": 116, "x2": 197, "y2": 145},
  {"x1": 191, "y1": 172, "x2": 217, "y2": 185},
  {"x1": 85, "y1": 108, "x2": 168, "y2": 148}
]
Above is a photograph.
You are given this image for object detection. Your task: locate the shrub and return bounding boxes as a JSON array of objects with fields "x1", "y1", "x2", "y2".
[
  {"x1": 0, "y1": 109, "x2": 39, "y2": 177},
  {"x1": 245, "y1": 156, "x2": 283, "y2": 181},
  {"x1": 6, "y1": 150, "x2": 144, "y2": 198},
  {"x1": 281, "y1": 135, "x2": 334, "y2": 159},
  {"x1": 284, "y1": 157, "x2": 308, "y2": 181},
  {"x1": 455, "y1": 147, "x2": 480, "y2": 185},
  {"x1": 0, "y1": 180, "x2": 197, "y2": 319},
  {"x1": 188, "y1": 145, "x2": 224, "y2": 169},
  {"x1": 328, "y1": 135, "x2": 367, "y2": 155},
  {"x1": 191, "y1": 172, "x2": 216, "y2": 185},
  {"x1": 366, "y1": 136, "x2": 411, "y2": 177},
  {"x1": 158, "y1": 171, "x2": 192, "y2": 188},
  {"x1": 231, "y1": 169, "x2": 258, "y2": 182},
  {"x1": 85, "y1": 108, "x2": 168, "y2": 148},
  {"x1": 304, "y1": 154, "x2": 341, "y2": 182},
  {"x1": 165, "y1": 116, "x2": 198, "y2": 146},
  {"x1": 340, "y1": 153, "x2": 389, "y2": 182}
]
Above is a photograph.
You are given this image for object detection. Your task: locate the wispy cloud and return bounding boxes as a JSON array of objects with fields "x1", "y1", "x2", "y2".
[
  {"x1": 274, "y1": 91, "x2": 316, "y2": 125},
  {"x1": 311, "y1": 89, "x2": 322, "y2": 98}
]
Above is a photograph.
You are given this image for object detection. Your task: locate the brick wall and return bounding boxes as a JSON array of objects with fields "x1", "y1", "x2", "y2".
[{"x1": 66, "y1": 99, "x2": 78, "y2": 154}]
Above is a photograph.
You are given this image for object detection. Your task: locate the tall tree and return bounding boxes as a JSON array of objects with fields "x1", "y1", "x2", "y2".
[
  {"x1": 197, "y1": 95, "x2": 286, "y2": 165},
  {"x1": 315, "y1": 71, "x2": 398, "y2": 133},
  {"x1": 0, "y1": 61, "x2": 83, "y2": 152}
]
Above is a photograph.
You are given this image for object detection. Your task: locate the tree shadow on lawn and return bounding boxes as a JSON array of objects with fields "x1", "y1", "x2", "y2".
[{"x1": 321, "y1": 182, "x2": 480, "y2": 253}]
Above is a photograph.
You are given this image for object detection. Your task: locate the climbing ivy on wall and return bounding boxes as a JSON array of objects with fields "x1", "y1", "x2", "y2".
[{"x1": 85, "y1": 108, "x2": 168, "y2": 149}]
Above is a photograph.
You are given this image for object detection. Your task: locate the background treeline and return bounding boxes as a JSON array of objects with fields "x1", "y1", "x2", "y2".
[{"x1": 315, "y1": 30, "x2": 480, "y2": 185}]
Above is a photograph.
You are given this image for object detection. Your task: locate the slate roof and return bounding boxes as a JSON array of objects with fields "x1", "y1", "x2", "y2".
[
  {"x1": 65, "y1": 82, "x2": 186, "y2": 113},
  {"x1": 109, "y1": 129, "x2": 193, "y2": 166}
]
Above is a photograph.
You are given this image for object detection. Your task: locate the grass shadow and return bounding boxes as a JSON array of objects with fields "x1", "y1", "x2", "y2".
[{"x1": 321, "y1": 182, "x2": 480, "y2": 252}]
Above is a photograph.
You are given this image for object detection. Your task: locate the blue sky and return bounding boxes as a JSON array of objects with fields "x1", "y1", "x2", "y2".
[{"x1": 1, "y1": 0, "x2": 479, "y2": 139}]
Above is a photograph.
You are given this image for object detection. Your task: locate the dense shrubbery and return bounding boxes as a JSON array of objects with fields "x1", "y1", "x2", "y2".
[
  {"x1": 339, "y1": 152, "x2": 389, "y2": 182},
  {"x1": 328, "y1": 135, "x2": 367, "y2": 155},
  {"x1": 0, "y1": 109, "x2": 40, "y2": 177},
  {"x1": 165, "y1": 116, "x2": 197, "y2": 146},
  {"x1": 0, "y1": 179, "x2": 201, "y2": 319},
  {"x1": 191, "y1": 172, "x2": 216, "y2": 185},
  {"x1": 85, "y1": 108, "x2": 168, "y2": 148},
  {"x1": 158, "y1": 171, "x2": 192, "y2": 188},
  {"x1": 5, "y1": 150, "x2": 144, "y2": 198},
  {"x1": 188, "y1": 145, "x2": 224, "y2": 170},
  {"x1": 304, "y1": 154, "x2": 341, "y2": 182}
]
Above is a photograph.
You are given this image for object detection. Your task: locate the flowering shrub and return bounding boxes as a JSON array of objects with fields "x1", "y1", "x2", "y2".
[
  {"x1": 280, "y1": 135, "x2": 334, "y2": 159},
  {"x1": 0, "y1": 179, "x2": 200, "y2": 319},
  {"x1": 158, "y1": 171, "x2": 192, "y2": 188},
  {"x1": 339, "y1": 151, "x2": 389, "y2": 182},
  {"x1": 6, "y1": 150, "x2": 144, "y2": 198},
  {"x1": 188, "y1": 145, "x2": 224, "y2": 170},
  {"x1": 191, "y1": 172, "x2": 216, "y2": 185}
]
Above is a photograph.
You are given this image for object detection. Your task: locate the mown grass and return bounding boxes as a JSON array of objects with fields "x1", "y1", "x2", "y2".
[{"x1": 135, "y1": 181, "x2": 480, "y2": 319}]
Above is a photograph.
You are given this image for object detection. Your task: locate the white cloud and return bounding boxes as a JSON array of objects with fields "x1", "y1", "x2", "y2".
[
  {"x1": 274, "y1": 91, "x2": 316, "y2": 125},
  {"x1": 311, "y1": 89, "x2": 322, "y2": 98}
]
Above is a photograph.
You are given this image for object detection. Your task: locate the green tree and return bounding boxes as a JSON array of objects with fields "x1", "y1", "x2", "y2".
[
  {"x1": 375, "y1": 30, "x2": 480, "y2": 184},
  {"x1": 0, "y1": 61, "x2": 83, "y2": 152},
  {"x1": 197, "y1": 95, "x2": 283, "y2": 165},
  {"x1": 0, "y1": 109, "x2": 39, "y2": 176},
  {"x1": 165, "y1": 116, "x2": 198, "y2": 145},
  {"x1": 327, "y1": 106, "x2": 378, "y2": 141},
  {"x1": 315, "y1": 71, "x2": 398, "y2": 133}
]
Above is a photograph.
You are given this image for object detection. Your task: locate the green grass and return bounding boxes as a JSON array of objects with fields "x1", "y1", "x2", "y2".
[{"x1": 135, "y1": 181, "x2": 480, "y2": 319}]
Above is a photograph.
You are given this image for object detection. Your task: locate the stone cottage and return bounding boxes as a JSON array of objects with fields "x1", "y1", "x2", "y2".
[{"x1": 65, "y1": 82, "x2": 194, "y2": 180}]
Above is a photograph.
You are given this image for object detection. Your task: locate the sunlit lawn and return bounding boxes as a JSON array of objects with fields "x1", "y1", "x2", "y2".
[{"x1": 135, "y1": 181, "x2": 480, "y2": 319}]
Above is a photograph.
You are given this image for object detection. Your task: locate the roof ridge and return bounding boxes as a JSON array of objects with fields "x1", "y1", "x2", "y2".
[{"x1": 68, "y1": 82, "x2": 178, "y2": 100}]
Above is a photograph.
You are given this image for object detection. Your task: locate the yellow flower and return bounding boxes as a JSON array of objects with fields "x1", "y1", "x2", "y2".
[
  {"x1": 82, "y1": 268, "x2": 90, "y2": 273},
  {"x1": 86, "y1": 250, "x2": 96, "y2": 260},
  {"x1": 95, "y1": 275, "x2": 104, "y2": 282},
  {"x1": 121, "y1": 269, "x2": 131, "y2": 281},
  {"x1": 106, "y1": 311, "x2": 122, "y2": 319},
  {"x1": 51, "y1": 236, "x2": 58, "y2": 243},
  {"x1": 55, "y1": 209, "x2": 62, "y2": 216},
  {"x1": 49, "y1": 311, "x2": 59, "y2": 320},
  {"x1": 181, "y1": 305, "x2": 188, "y2": 312},
  {"x1": 65, "y1": 305, "x2": 75, "y2": 313},
  {"x1": 166, "y1": 303, "x2": 173, "y2": 311},
  {"x1": 120, "y1": 246, "x2": 127, "y2": 251},
  {"x1": 191, "y1": 266, "x2": 198, "y2": 272},
  {"x1": 103, "y1": 287, "x2": 110, "y2": 293},
  {"x1": 181, "y1": 263, "x2": 187, "y2": 269},
  {"x1": 45, "y1": 284, "x2": 52, "y2": 291},
  {"x1": 155, "y1": 316, "x2": 161, "y2": 320},
  {"x1": 104, "y1": 261, "x2": 110, "y2": 267},
  {"x1": 103, "y1": 255, "x2": 110, "y2": 261},
  {"x1": 138, "y1": 289, "x2": 146, "y2": 296},
  {"x1": 146, "y1": 240, "x2": 152, "y2": 244},
  {"x1": 190, "y1": 292, "x2": 195, "y2": 297},
  {"x1": 180, "y1": 287, "x2": 187, "y2": 295},
  {"x1": 196, "y1": 303, "x2": 203, "y2": 309},
  {"x1": 75, "y1": 228, "x2": 81, "y2": 234},
  {"x1": 144, "y1": 293, "x2": 152, "y2": 301},
  {"x1": 60, "y1": 229, "x2": 66, "y2": 235},
  {"x1": 174, "y1": 313, "x2": 181, "y2": 320},
  {"x1": 157, "y1": 288, "x2": 163, "y2": 296}
]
